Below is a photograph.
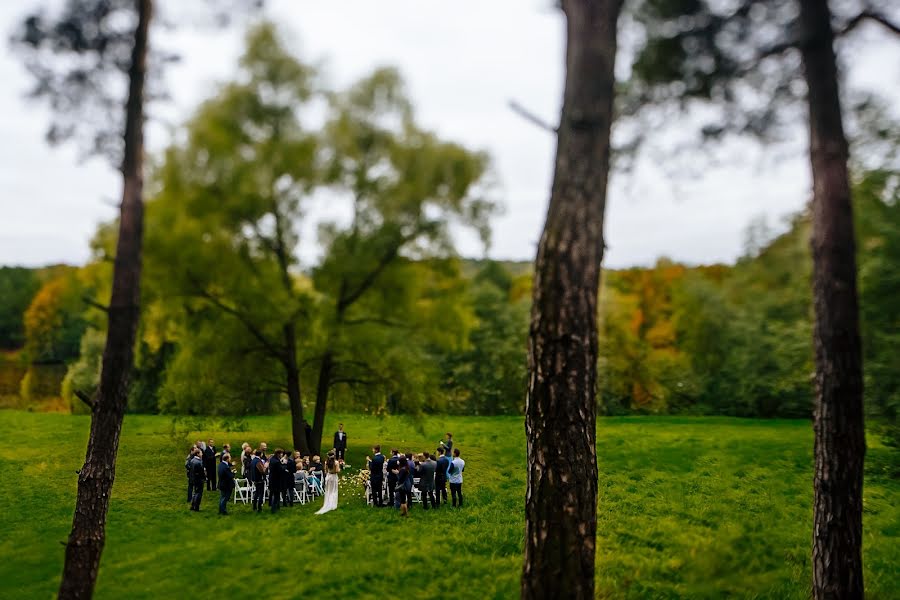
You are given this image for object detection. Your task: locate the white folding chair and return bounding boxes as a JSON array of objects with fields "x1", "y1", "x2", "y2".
[
  {"x1": 309, "y1": 471, "x2": 324, "y2": 496},
  {"x1": 411, "y1": 478, "x2": 422, "y2": 504},
  {"x1": 365, "y1": 480, "x2": 373, "y2": 506},
  {"x1": 233, "y1": 478, "x2": 252, "y2": 504},
  {"x1": 293, "y1": 480, "x2": 308, "y2": 505}
]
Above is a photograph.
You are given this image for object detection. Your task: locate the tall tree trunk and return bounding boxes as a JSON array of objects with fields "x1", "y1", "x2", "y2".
[
  {"x1": 58, "y1": 1, "x2": 152, "y2": 597},
  {"x1": 283, "y1": 322, "x2": 310, "y2": 455},
  {"x1": 521, "y1": 1, "x2": 620, "y2": 598},
  {"x1": 798, "y1": 1, "x2": 866, "y2": 598},
  {"x1": 312, "y1": 350, "x2": 334, "y2": 455}
]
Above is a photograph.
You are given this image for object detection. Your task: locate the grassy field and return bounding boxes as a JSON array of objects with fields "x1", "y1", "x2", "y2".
[{"x1": 0, "y1": 411, "x2": 897, "y2": 599}]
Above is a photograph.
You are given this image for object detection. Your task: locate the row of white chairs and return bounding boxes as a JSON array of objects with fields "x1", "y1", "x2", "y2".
[
  {"x1": 365, "y1": 478, "x2": 427, "y2": 506},
  {"x1": 233, "y1": 471, "x2": 325, "y2": 506}
]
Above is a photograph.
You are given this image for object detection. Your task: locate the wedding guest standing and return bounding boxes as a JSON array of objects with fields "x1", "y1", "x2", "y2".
[
  {"x1": 204, "y1": 439, "x2": 217, "y2": 491},
  {"x1": 440, "y1": 432, "x2": 453, "y2": 457},
  {"x1": 268, "y1": 449, "x2": 285, "y2": 513},
  {"x1": 283, "y1": 453, "x2": 296, "y2": 507},
  {"x1": 418, "y1": 452, "x2": 437, "y2": 510},
  {"x1": 394, "y1": 457, "x2": 411, "y2": 516},
  {"x1": 367, "y1": 445, "x2": 385, "y2": 507},
  {"x1": 189, "y1": 448, "x2": 205, "y2": 511},
  {"x1": 386, "y1": 449, "x2": 400, "y2": 506},
  {"x1": 185, "y1": 445, "x2": 196, "y2": 503},
  {"x1": 251, "y1": 449, "x2": 266, "y2": 512},
  {"x1": 217, "y1": 453, "x2": 235, "y2": 515},
  {"x1": 333, "y1": 423, "x2": 348, "y2": 461},
  {"x1": 449, "y1": 448, "x2": 465, "y2": 507},
  {"x1": 434, "y1": 447, "x2": 450, "y2": 506},
  {"x1": 241, "y1": 443, "x2": 252, "y2": 479}
]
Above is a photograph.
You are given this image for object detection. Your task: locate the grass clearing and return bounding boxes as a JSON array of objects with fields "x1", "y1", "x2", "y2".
[{"x1": 0, "y1": 412, "x2": 896, "y2": 599}]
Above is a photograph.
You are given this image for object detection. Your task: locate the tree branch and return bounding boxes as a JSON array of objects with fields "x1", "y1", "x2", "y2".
[
  {"x1": 82, "y1": 296, "x2": 109, "y2": 313},
  {"x1": 187, "y1": 273, "x2": 287, "y2": 363},
  {"x1": 838, "y1": 10, "x2": 900, "y2": 37},
  {"x1": 331, "y1": 377, "x2": 379, "y2": 387},
  {"x1": 344, "y1": 316, "x2": 408, "y2": 328},
  {"x1": 338, "y1": 230, "x2": 418, "y2": 313},
  {"x1": 508, "y1": 100, "x2": 558, "y2": 134},
  {"x1": 74, "y1": 389, "x2": 94, "y2": 409}
]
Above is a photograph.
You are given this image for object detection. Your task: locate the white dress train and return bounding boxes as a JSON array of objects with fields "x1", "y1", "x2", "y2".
[{"x1": 315, "y1": 472, "x2": 339, "y2": 514}]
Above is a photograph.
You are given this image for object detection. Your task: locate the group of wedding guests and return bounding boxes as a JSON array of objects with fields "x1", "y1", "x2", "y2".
[
  {"x1": 365, "y1": 432, "x2": 466, "y2": 516},
  {"x1": 183, "y1": 426, "x2": 465, "y2": 517},
  {"x1": 184, "y1": 438, "x2": 344, "y2": 515}
]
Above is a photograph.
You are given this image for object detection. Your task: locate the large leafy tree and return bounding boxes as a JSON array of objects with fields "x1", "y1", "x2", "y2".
[
  {"x1": 144, "y1": 22, "x2": 317, "y2": 452},
  {"x1": 307, "y1": 68, "x2": 494, "y2": 452}
]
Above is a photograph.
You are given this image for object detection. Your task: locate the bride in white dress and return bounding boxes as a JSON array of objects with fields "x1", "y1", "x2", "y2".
[{"x1": 315, "y1": 451, "x2": 341, "y2": 514}]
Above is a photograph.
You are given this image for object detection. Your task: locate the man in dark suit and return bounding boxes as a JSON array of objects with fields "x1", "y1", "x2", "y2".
[
  {"x1": 203, "y1": 439, "x2": 217, "y2": 491},
  {"x1": 333, "y1": 423, "x2": 348, "y2": 461},
  {"x1": 284, "y1": 453, "x2": 297, "y2": 506},
  {"x1": 268, "y1": 449, "x2": 285, "y2": 513},
  {"x1": 217, "y1": 453, "x2": 235, "y2": 515},
  {"x1": 435, "y1": 447, "x2": 450, "y2": 507},
  {"x1": 367, "y1": 445, "x2": 385, "y2": 506},
  {"x1": 189, "y1": 448, "x2": 205, "y2": 511},
  {"x1": 250, "y1": 449, "x2": 266, "y2": 512},
  {"x1": 386, "y1": 449, "x2": 400, "y2": 508},
  {"x1": 418, "y1": 452, "x2": 437, "y2": 510}
]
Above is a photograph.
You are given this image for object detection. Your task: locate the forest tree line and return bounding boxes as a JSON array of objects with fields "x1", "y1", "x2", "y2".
[
  {"x1": 0, "y1": 23, "x2": 896, "y2": 434},
  {"x1": 3, "y1": 169, "x2": 896, "y2": 428}
]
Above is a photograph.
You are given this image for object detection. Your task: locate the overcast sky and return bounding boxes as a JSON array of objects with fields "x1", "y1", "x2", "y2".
[{"x1": 1, "y1": 0, "x2": 898, "y2": 270}]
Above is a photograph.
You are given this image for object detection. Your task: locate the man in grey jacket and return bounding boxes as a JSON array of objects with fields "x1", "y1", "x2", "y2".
[{"x1": 417, "y1": 452, "x2": 437, "y2": 509}]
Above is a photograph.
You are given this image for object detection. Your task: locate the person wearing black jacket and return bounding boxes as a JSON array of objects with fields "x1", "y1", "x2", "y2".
[
  {"x1": 386, "y1": 450, "x2": 400, "y2": 507},
  {"x1": 435, "y1": 447, "x2": 450, "y2": 507},
  {"x1": 394, "y1": 458, "x2": 411, "y2": 516},
  {"x1": 185, "y1": 445, "x2": 196, "y2": 502},
  {"x1": 250, "y1": 449, "x2": 266, "y2": 512},
  {"x1": 268, "y1": 449, "x2": 285, "y2": 513},
  {"x1": 189, "y1": 448, "x2": 205, "y2": 511},
  {"x1": 203, "y1": 439, "x2": 217, "y2": 491},
  {"x1": 333, "y1": 424, "x2": 348, "y2": 461},
  {"x1": 284, "y1": 454, "x2": 297, "y2": 506},
  {"x1": 217, "y1": 454, "x2": 235, "y2": 515},
  {"x1": 367, "y1": 445, "x2": 385, "y2": 507}
]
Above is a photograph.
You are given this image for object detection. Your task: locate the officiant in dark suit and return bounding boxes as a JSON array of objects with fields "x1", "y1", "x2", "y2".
[{"x1": 333, "y1": 423, "x2": 348, "y2": 461}]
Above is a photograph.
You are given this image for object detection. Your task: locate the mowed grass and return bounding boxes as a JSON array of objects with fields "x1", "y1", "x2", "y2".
[{"x1": 0, "y1": 412, "x2": 897, "y2": 599}]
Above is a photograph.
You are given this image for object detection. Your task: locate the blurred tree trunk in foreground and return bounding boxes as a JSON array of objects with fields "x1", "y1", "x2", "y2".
[
  {"x1": 522, "y1": 0, "x2": 621, "y2": 598},
  {"x1": 58, "y1": 2, "x2": 152, "y2": 597},
  {"x1": 798, "y1": 0, "x2": 866, "y2": 597}
]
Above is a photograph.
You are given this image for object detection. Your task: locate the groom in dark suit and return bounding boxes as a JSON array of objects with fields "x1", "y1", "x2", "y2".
[
  {"x1": 333, "y1": 423, "x2": 348, "y2": 461},
  {"x1": 367, "y1": 445, "x2": 385, "y2": 506}
]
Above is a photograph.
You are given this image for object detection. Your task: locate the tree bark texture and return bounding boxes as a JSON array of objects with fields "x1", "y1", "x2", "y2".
[
  {"x1": 312, "y1": 350, "x2": 334, "y2": 455},
  {"x1": 798, "y1": 1, "x2": 866, "y2": 598},
  {"x1": 521, "y1": 1, "x2": 620, "y2": 598},
  {"x1": 283, "y1": 322, "x2": 310, "y2": 455},
  {"x1": 57, "y1": 1, "x2": 152, "y2": 598}
]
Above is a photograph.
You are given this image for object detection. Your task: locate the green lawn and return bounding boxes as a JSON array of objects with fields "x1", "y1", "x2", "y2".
[{"x1": 0, "y1": 412, "x2": 897, "y2": 599}]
